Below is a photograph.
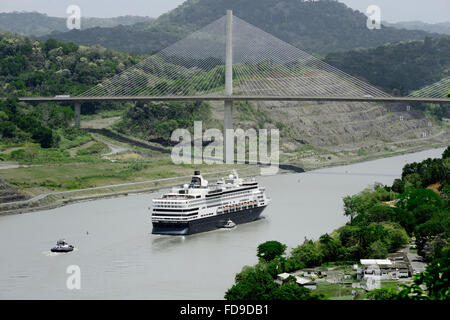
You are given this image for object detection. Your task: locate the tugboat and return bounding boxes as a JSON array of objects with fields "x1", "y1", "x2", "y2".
[
  {"x1": 51, "y1": 239, "x2": 74, "y2": 253},
  {"x1": 222, "y1": 219, "x2": 236, "y2": 229}
]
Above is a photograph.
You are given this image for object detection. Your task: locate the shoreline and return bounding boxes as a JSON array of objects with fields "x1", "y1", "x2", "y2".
[{"x1": 0, "y1": 144, "x2": 446, "y2": 216}]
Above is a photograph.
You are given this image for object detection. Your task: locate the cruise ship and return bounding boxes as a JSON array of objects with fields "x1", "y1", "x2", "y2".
[{"x1": 151, "y1": 171, "x2": 270, "y2": 235}]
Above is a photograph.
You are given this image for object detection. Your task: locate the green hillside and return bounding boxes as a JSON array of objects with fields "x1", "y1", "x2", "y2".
[
  {"x1": 0, "y1": 12, "x2": 152, "y2": 37},
  {"x1": 385, "y1": 20, "x2": 450, "y2": 36},
  {"x1": 0, "y1": 32, "x2": 139, "y2": 148},
  {"x1": 325, "y1": 36, "x2": 450, "y2": 96},
  {"x1": 0, "y1": 32, "x2": 138, "y2": 98},
  {"x1": 39, "y1": 0, "x2": 433, "y2": 55}
]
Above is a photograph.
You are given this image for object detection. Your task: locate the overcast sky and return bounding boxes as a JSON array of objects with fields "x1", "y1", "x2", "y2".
[{"x1": 0, "y1": 0, "x2": 449, "y2": 23}]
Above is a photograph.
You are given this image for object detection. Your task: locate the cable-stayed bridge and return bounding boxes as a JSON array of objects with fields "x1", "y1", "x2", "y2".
[
  {"x1": 19, "y1": 11, "x2": 450, "y2": 160},
  {"x1": 19, "y1": 10, "x2": 450, "y2": 104},
  {"x1": 20, "y1": 11, "x2": 450, "y2": 103}
]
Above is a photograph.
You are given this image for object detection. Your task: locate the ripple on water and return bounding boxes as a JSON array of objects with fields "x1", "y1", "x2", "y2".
[{"x1": 9, "y1": 274, "x2": 31, "y2": 279}]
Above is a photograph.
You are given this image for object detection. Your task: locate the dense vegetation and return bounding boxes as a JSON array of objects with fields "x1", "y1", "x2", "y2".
[
  {"x1": 225, "y1": 147, "x2": 450, "y2": 300},
  {"x1": 386, "y1": 21, "x2": 450, "y2": 36},
  {"x1": 225, "y1": 242, "x2": 325, "y2": 300},
  {"x1": 116, "y1": 101, "x2": 211, "y2": 145},
  {"x1": 39, "y1": 0, "x2": 432, "y2": 55},
  {"x1": 0, "y1": 97, "x2": 79, "y2": 148},
  {"x1": 0, "y1": 32, "x2": 138, "y2": 97},
  {"x1": 0, "y1": 12, "x2": 152, "y2": 37},
  {"x1": 0, "y1": 33, "x2": 139, "y2": 148},
  {"x1": 325, "y1": 36, "x2": 450, "y2": 96}
]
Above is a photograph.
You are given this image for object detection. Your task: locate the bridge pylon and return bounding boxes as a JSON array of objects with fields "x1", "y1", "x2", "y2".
[{"x1": 224, "y1": 9, "x2": 233, "y2": 164}]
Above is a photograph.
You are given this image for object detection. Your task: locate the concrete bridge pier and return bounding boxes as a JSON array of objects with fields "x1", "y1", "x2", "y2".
[
  {"x1": 74, "y1": 103, "x2": 81, "y2": 128},
  {"x1": 224, "y1": 9, "x2": 233, "y2": 163},
  {"x1": 224, "y1": 99, "x2": 233, "y2": 163}
]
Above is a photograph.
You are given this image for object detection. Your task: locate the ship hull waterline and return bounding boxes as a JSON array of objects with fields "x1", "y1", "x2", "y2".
[{"x1": 152, "y1": 205, "x2": 266, "y2": 235}]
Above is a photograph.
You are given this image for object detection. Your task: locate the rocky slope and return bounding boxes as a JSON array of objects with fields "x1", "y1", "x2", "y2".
[
  {"x1": 208, "y1": 99, "x2": 449, "y2": 170},
  {"x1": 0, "y1": 179, "x2": 29, "y2": 204}
]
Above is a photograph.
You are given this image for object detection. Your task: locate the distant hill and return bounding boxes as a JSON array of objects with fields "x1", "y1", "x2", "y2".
[
  {"x1": 0, "y1": 12, "x2": 153, "y2": 37},
  {"x1": 385, "y1": 21, "x2": 450, "y2": 35},
  {"x1": 324, "y1": 36, "x2": 450, "y2": 96},
  {"x1": 38, "y1": 0, "x2": 434, "y2": 55}
]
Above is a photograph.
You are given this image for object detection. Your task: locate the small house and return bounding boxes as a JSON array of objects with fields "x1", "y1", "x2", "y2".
[{"x1": 295, "y1": 276, "x2": 317, "y2": 290}]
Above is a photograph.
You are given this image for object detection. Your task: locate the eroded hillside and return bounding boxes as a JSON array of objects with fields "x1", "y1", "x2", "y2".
[{"x1": 208, "y1": 100, "x2": 449, "y2": 170}]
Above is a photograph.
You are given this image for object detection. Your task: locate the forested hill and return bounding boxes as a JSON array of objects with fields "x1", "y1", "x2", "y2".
[
  {"x1": 385, "y1": 21, "x2": 450, "y2": 36},
  {"x1": 0, "y1": 12, "x2": 152, "y2": 37},
  {"x1": 324, "y1": 36, "x2": 450, "y2": 96},
  {"x1": 39, "y1": 0, "x2": 433, "y2": 55},
  {"x1": 0, "y1": 32, "x2": 141, "y2": 149},
  {"x1": 0, "y1": 32, "x2": 138, "y2": 98}
]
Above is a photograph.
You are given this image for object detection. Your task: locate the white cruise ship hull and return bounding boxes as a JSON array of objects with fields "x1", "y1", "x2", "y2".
[{"x1": 152, "y1": 205, "x2": 266, "y2": 235}]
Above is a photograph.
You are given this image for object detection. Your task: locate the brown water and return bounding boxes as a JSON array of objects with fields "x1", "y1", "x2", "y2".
[{"x1": 0, "y1": 148, "x2": 445, "y2": 299}]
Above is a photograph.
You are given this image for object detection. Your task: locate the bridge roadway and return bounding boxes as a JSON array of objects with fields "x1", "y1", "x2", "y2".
[{"x1": 18, "y1": 95, "x2": 450, "y2": 104}]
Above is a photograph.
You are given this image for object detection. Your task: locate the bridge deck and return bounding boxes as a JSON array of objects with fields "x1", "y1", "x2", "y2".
[{"x1": 17, "y1": 96, "x2": 450, "y2": 104}]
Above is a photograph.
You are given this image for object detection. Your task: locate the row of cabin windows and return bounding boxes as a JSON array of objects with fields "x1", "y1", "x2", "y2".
[
  {"x1": 153, "y1": 215, "x2": 198, "y2": 221},
  {"x1": 155, "y1": 190, "x2": 257, "y2": 208},
  {"x1": 201, "y1": 212, "x2": 214, "y2": 217},
  {"x1": 183, "y1": 191, "x2": 254, "y2": 207}
]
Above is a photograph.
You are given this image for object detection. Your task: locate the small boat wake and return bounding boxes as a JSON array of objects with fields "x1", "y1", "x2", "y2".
[
  {"x1": 43, "y1": 247, "x2": 78, "y2": 257},
  {"x1": 221, "y1": 219, "x2": 237, "y2": 230}
]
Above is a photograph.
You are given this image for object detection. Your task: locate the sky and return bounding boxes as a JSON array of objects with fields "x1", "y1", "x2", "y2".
[{"x1": 0, "y1": 0, "x2": 449, "y2": 23}]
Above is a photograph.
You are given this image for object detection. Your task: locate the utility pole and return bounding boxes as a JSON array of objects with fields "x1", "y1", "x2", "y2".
[{"x1": 224, "y1": 9, "x2": 233, "y2": 164}]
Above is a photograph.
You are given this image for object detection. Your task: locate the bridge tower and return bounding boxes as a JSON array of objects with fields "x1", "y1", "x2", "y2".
[{"x1": 224, "y1": 9, "x2": 233, "y2": 163}]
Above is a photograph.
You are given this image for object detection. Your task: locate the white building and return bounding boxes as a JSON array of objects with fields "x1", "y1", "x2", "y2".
[
  {"x1": 358, "y1": 259, "x2": 410, "y2": 280},
  {"x1": 295, "y1": 276, "x2": 317, "y2": 290}
]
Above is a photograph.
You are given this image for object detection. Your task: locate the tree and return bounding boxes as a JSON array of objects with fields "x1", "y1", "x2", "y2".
[
  {"x1": 319, "y1": 233, "x2": 345, "y2": 262},
  {"x1": 397, "y1": 189, "x2": 443, "y2": 212},
  {"x1": 43, "y1": 38, "x2": 59, "y2": 52},
  {"x1": 61, "y1": 41, "x2": 79, "y2": 55},
  {"x1": 291, "y1": 239, "x2": 323, "y2": 267},
  {"x1": 415, "y1": 210, "x2": 450, "y2": 261},
  {"x1": 368, "y1": 240, "x2": 388, "y2": 259},
  {"x1": 270, "y1": 283, "x2": 324, "y2": 300},
  {"x1": 284, "y1": 257, "x2": 304, "y2": 273},
  {"x1": 225, "y1": 267, "x2": 279, "y2": 300},
  {"x1": 343, "y1": 187, "x2": 391, "y2": 222},
  {"x1": 343, "y1": 195, "x2": 361, "y2": 222},
  {"x1": 338, "y1": 226, "x2": 361, "y2": 248},
  {"x1": 391, "y1": 178, "x2": 405, "y2": 194},
  {"x1": 366, "y1": 204, "x2": 395, "y2": 223},
  {"x1": 443, "y1": 146, "x2": 450, "y2": 159},
  {"x1": 412, "y1": 204, "x2": 441, "y2": 225},
  {"x1": 0, "y1": 121, "x2": 16, "y2": 138},
  {"x1": 257, "y1": 241, "x2": 287, "y2": 262},
  {"x1": 32, "y1": 126, "x2": 54, "y2": 148},
  {"x1": 391, "y1": 207, "x2": 416, "y2": 235},
  {"x1": 383, "y1": 223, "x2": 409, "y2": 252}
]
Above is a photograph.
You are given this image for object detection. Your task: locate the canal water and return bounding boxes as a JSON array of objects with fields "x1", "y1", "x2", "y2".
[{"x1": 0, "y1": 148, "x2": 445, "y2": 299}]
